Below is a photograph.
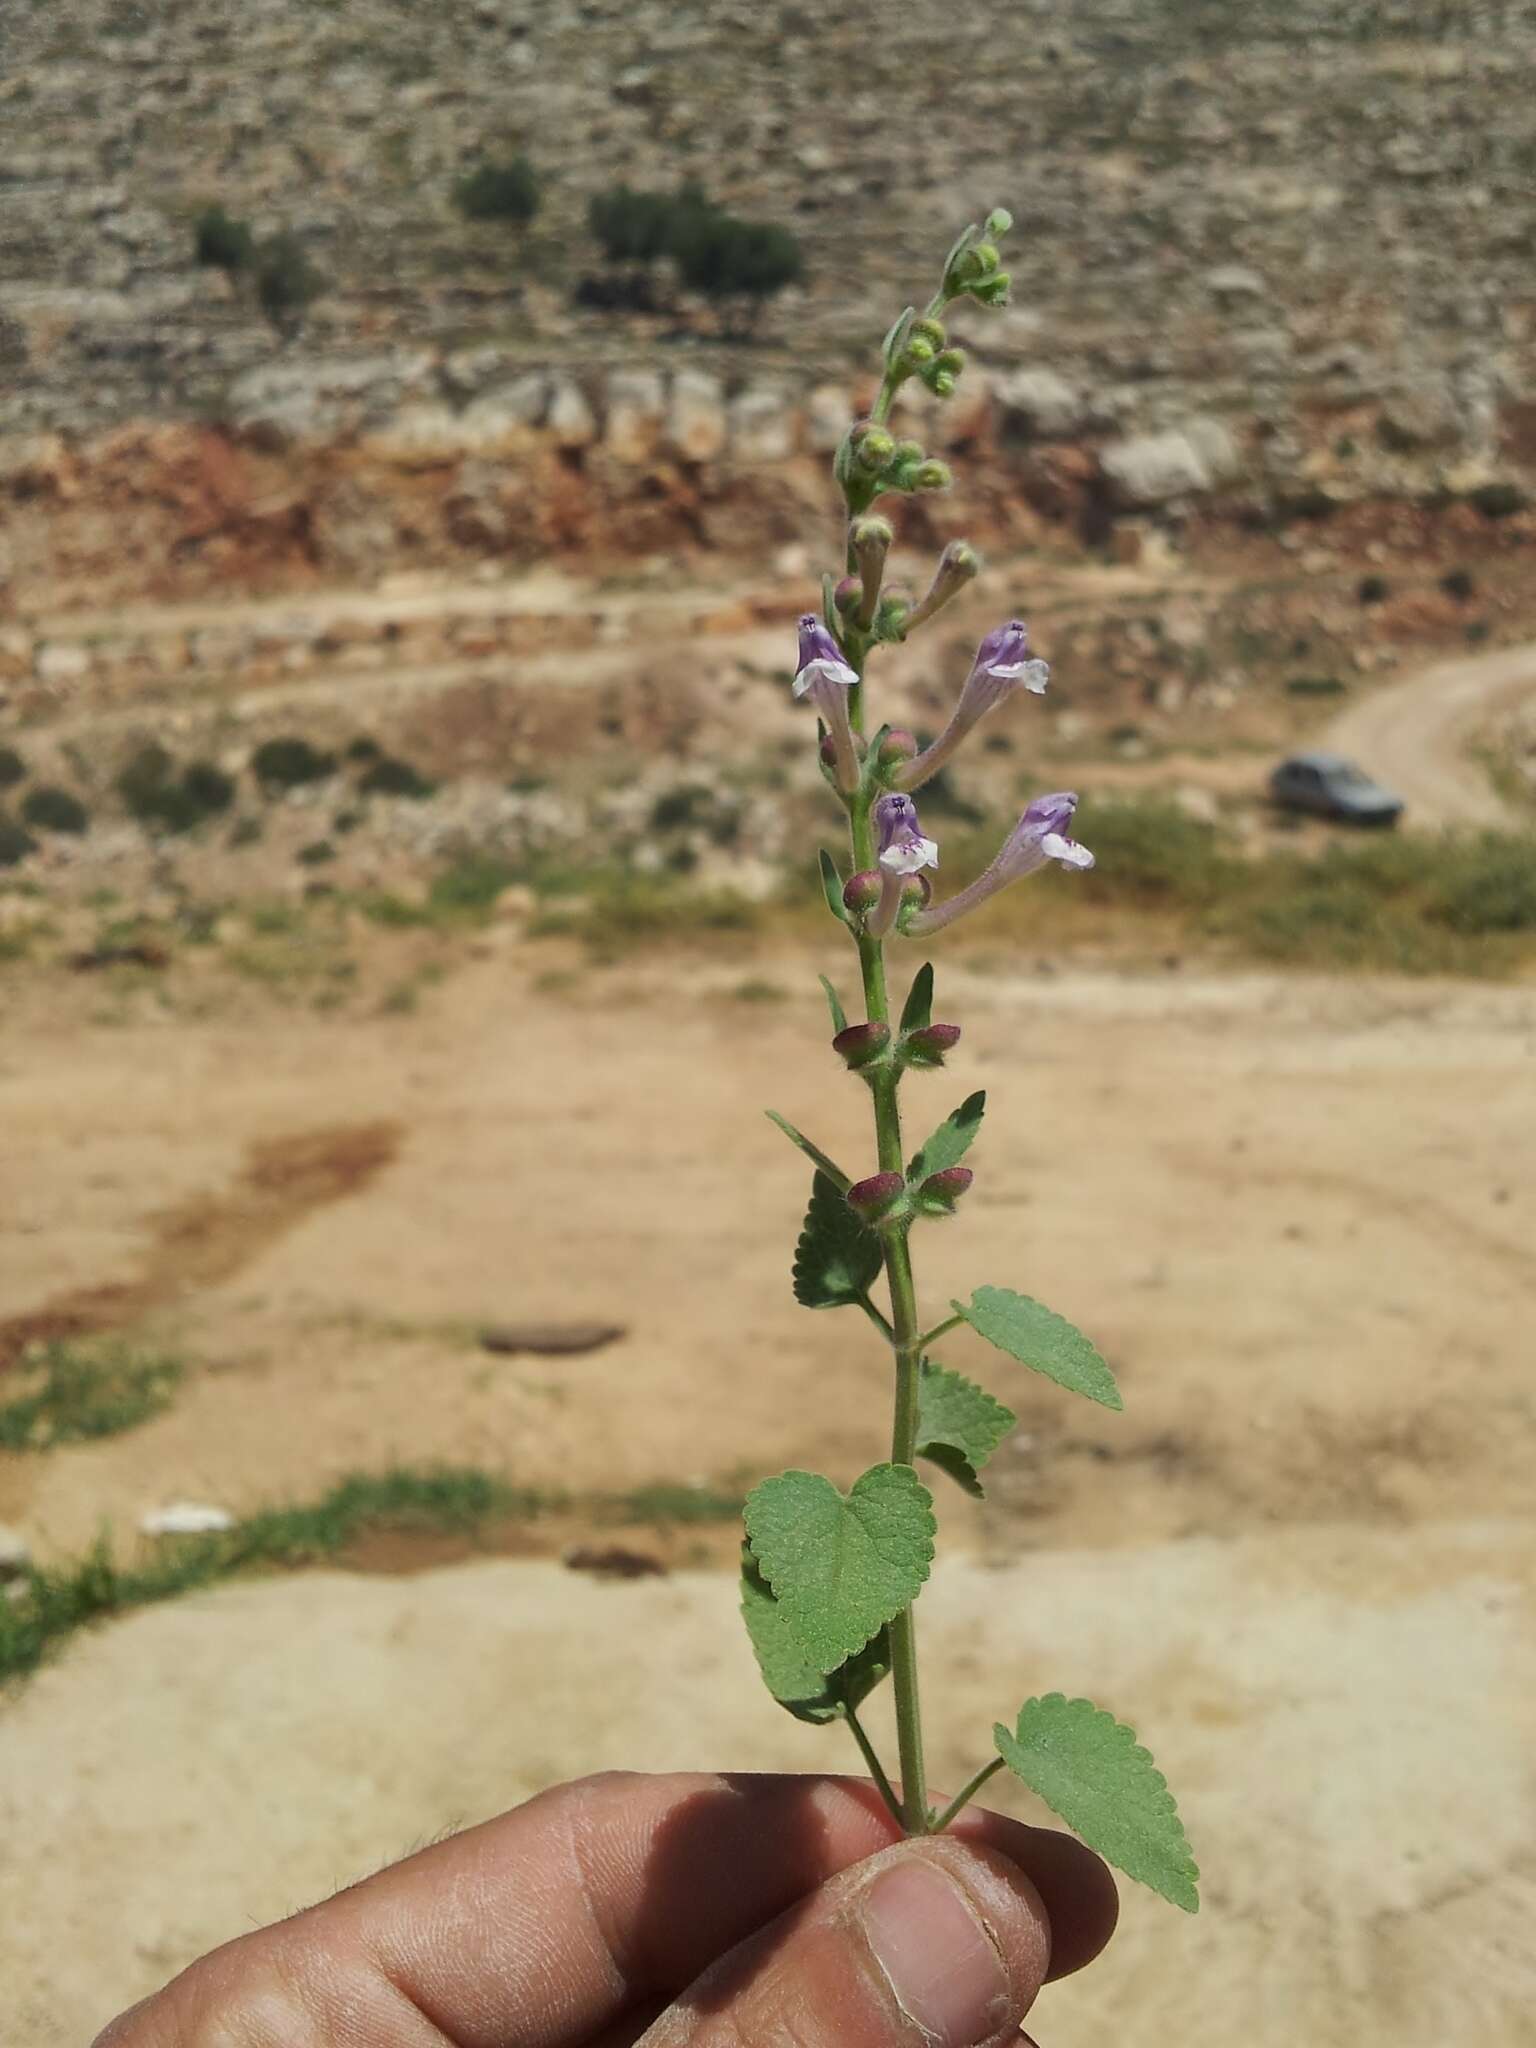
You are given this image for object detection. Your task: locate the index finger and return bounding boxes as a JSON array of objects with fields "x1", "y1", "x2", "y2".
[{"x1": 104, "y1": 1770, "x2": 1117, "y2": 2048}]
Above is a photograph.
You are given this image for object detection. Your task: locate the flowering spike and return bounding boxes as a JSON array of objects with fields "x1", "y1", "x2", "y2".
[
  {"x1": 905, "y1": 792, "x2": 1094, "y2": 938},
  {"x1": 903, "y1": 541, "x2": 982, "y2": 635},
  {"x1": 846, "y1": 1171, "x2": 908, "y2": 1224},
  {"x1": 898, "y1": 619, "x2": 1050, "y2": 793},
  {"x1": 833, "y1": 1021, "x2": 891, "y2": 1072},
  {"x1": 793, "y1": 613, "x2": 860, "y2": 794}
]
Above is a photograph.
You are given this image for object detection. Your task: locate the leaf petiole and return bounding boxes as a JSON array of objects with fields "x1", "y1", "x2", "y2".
[
  {"x1": 843, "y1": 1698, "x2": 904, "y2": 1827},
  {"x1": 929, "y1": 1755, "x2": 1006, "y2": 1833},
  {"x1": 916, "y1": 1312, "x2": 964, "y2": 1350},
  {"x1": 857, "y1": 1296, "x2": 895, "y2": 1342}
]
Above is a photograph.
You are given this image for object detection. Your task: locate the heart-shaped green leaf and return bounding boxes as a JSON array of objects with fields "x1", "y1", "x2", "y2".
[
  {"x1": 955, "y1": 1287, "x2": 1122, "y2": 1410},
  {"x1": 744, "y1": 1464, "x2": 935, "y2": 1673},
  {"x1": 915, "y1": 1361, "x2": 1016, "y2": 1496},
  {"x1": 793, "y1": 1172, "x2": 883, "y2": 1310},
  {"x1": 995, "y1": 1694, "x2": 1199, "y2": 1912},
  {"x1": 740, "y1": 1549, "x2": 891, "y2": 1724}
]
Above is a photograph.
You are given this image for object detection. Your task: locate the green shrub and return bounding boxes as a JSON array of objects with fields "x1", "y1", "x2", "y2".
[
  {"x1": 345, "y1": 734, "x2": 382, "y2": 764},
  {"x1": 0, "y1": 813, "x2": 36, "y2": 867},
  {"x1": 672, "y1": 208, "x2": 803, "y2": 306},
  {"x1": 252, "y1": 736, "x2": 337, "y2": 790},
  {"x1": 1468, "y1": 482, "x2": 1526, "y2": 520},
  {"x1": 454, "y1": 157, "x2": 541, "y2": 226},
  {"x1": 297, "y1": 839, "x2": 337, "y2": 867},
  {"x1": 589, "y1": 183, "x2": 689, "y2": 265},
  {"x1": 117, "y1": 746, "x2": 235, "y2": 833},
  {"x1": 0, "y1": 746, "x2": 26, "y2": 791},
  {"x1": 1284, "y1": 674, "x2": 1347, "y2": 696},
  {"x1": 1428, "y1": 837, "x2": 1536, "y2": 933},
  {"x1": 1440, "y1": 567, "x2": 1476, "y2": 603},
  {"x1": 182, "y1": 759, "x2": 236, "y2": 816},
  {"x1": 20, "y1": 785, "x2": 89, "y2": 835},
  {"x1": 1074, "y1": 796, "x2": 1237, "y2": 909},
  {"x1": 193, "y1": 203, "x2": 254, "y2": 271},
  {"x1": 1356, "y1": 575, "x2": 1390, "y2": 605},
  {"x1": 428, "y1": 851, "x2": 520, "y2": 913},
  {"x1": 358, "y1": 753, "x2": 435, "y2": 799},
  {"x1": 252, "y1": 233, "x2": 325, "y2": 331}
]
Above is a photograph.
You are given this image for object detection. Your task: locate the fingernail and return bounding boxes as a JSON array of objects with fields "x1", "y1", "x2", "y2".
[{"x1": 861, "y1": 1856, "x2": 1011, "y2": 2044}]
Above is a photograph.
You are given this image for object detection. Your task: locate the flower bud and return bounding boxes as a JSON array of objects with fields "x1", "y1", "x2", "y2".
[
  {"x1": 903, "y1": 334, "x2": 935, "y2": 367},
  {"x1": 934, "y1": 348, "x2": 966, "y2": 378},
  {"x1": 902, "y1": 1022, "x2": 962, "y2": 1068},
  {"x1": 847, "y1": 1171, "x2": 908, "y2": 1224},
  {"x1": 984, "y1": 206, "x2": 1013, "y2": 238},
  {"x1": 916, "y1": 1166, "x2": 973, "y2": 1215},
  {"x1": 913, "y1": 459, "x2": 953, "y2": 492},
  {"x1": 851, "y1": 423, "x2": 896, "y2": 472},
  {"x1": 910, "y1": 316, "x2": 946, "y2": 349},
  {"x1": 873, "y1": 595, "x2": 910, "y2": 642},
  {"x1": 843, "y1": 868, "x2": 882, "y2": 915},
  {"x1": 971, "y1": 272, "x2": 1012, "y2": 307},
  {"x1": 850, "y1": 514, "x2": 894, "y2": 625},
  {"x1": 820, "y1": 728, "x2": 867, "y2": 773},
  {"x1": 832, "y1": 1020, "x2": 890, "y2": 1071},
  {"x1": 903, "y1": 539, "x2": 982, "y2": 633},
  {"x1": 877, "y1": 727, "x2": 919, "y2": 769},
  {"x1": 971, "y1": 241, "x2": 1001, "y2": 275},
  {"x1": 833, "y1": 574, "x2": 861, "y2": 616},
  {"x1": 930, "y1": 368, "x2": 958, "y2": 399}
]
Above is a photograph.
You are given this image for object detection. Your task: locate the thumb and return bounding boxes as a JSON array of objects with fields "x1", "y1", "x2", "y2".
[{"x1": 637, "y1": 1833, "x2": 1052, "y2": 2047}]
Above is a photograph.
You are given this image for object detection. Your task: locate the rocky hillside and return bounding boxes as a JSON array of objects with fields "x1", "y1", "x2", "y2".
[{"x1": 3, "y1": 0, "x2": 1535, "y2": 610}]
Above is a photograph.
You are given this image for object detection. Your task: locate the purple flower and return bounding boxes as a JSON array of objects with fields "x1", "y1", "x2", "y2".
[
  {"x1": 897, "y1": 619, "x2": 1051, "y2": 792},
  {"x1": 792, "y1": 613, "x2": 861, "y2": 792},
  {"x1": 866, "y1": 793, "x2": 939, "y2": 939},
  {"x1": 905, "y1": 791, "x2": 1093, "y2": 936}
]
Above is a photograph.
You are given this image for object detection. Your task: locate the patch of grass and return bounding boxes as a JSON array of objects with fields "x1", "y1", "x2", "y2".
[
  {"x1": 252, "y1": 736, "x2": 337, "y2": 792},
  {"x1": 0, "y1": 1340, "x2": 184, "y2": 1452},
  {"x1": 0, "y1": 746, "x2": 26, "y2": 790},
  {"x1": 0, "y1": 1465, "x2": 552, "y2": 1683},
  {"x1": 610, "y1": 1481, "x2": 745, "y2": 1526},
  {"x1": 532, "y1": 871, "x2": 764, "y2": 954},
  {"x1": 427, "y1": 852, "x2": 520, "y2": 916},
  {"x1": 731, "y1": 977, "x2": 787, "y2": 1002},
  {"x1": 0, "y1": 813, "x2": 37, "y2": 867},
  {"x1": 357, "y1": 753, "x2": 435, "y2": 800},
  {"x1": 20, "y1": 786, "x2": 90, "y2": 835}
]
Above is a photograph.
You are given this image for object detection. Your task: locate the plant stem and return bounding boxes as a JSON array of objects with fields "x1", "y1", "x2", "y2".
[
  {"x1": 844, "y1": 1700, "x2": 903, "y2": 1827},
  {"x1": 929, "y1": 1755, "x2": 1006, "y2": 1833},
  {"x1": 857, "y1": 1295, "x2": 895, "y2": 1343},
  {"x1": 916, "y1": 1312, "x2": 964, "y2": 1350}
]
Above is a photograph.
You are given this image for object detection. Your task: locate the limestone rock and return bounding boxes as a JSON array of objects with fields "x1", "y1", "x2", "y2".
[
  {"x1": 806, "y1": 384, "x2": 850, "y2": 453},
  {"x1": 546, "y1": 377, "x2": 597, "y2": 448},
  {"x1": 1100, "y1": 420, "x2": 1240, "y2": 506},
  {"x1": 603, "y1": 369, "x2": 666, "y2": 464},
  {"x1": 666, "y1": 369, "x2": 727, "y2": 463},
  {"x1": 996, "y1": 368, "x2": 1083, "y2": 441},
  {"x1": 461, "y1": 372, "x2": 549, "y2": 449},
  {"x1": 729, "y1": 382, "x2": 796, "y2": 464}
]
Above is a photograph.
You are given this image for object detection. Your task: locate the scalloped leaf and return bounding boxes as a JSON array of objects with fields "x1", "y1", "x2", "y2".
[
  {"x1": 909, "y1": 1090, "x2": 986, "y2": 1181},
  {"x1": 744, "y1": 1464, "x2": 935, "y2": 1674},
  {"x1": 899, "y1": 962, "x2": 935, "y2": 1036},
  {"x1": 740, "y1": 1549, "x2": 891, "y2": 1724},
  {"x1": 794, "y1": 1172, "x2": 883, "y2": 1310},
  {"x1": 915, "y1": 1361, "x2": 1016, "y2": 1496},
  {"x1": 955, "y1": 1287, "x2": 1122, "y2": 1410},
  {"x1": 995, "y1": 1694, "x2": 1199, "y2": 1912},
  {"x1": 765, "y1": 1110, "x2": 851, "y2": 1195}
]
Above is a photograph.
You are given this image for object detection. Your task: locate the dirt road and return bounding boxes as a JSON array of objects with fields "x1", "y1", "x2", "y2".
[{"x1": 1322, "y1": 638, "x2": 1536, "y2": 827}]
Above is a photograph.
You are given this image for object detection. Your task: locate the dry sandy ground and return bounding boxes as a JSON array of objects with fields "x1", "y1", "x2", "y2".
[{"x1": 2, "y1": 946, "x2": 1535, "y2": 2042}]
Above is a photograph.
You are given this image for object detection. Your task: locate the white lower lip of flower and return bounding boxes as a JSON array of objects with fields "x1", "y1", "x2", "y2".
[
  {"x1": 879, "y1": 838, "x2": 939, "y2": 876},
  {"x1": 793, "y1": 657, "x2": 859, "y2": 699},
  {"x1": 1042, "y1": 832, "x2": 1094, "y2": 869}
]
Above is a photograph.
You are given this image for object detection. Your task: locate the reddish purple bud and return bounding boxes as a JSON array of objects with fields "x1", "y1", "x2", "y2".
[
  {"x1": 833, "y1": 575, "x2": 862, "y2": 616},
  {"x1": 832, "y1": 1020, "x2": 891, "y2": 1071},
  {"x1": 916, "y1": 1166, "x2": 973, "y2": 1214},
  {"x1": 903, "y1": 1022, "x2": 962, "y2": 1068},
  {"x1": 877, "y1": 728, "x2": 919, "y2": 769},
  {"x1": 847, "y1": 1171, "x2": 907, "y2": 1223},
  {"x1": 843, "y1": 868, "x2": 882, "y2": 915}
]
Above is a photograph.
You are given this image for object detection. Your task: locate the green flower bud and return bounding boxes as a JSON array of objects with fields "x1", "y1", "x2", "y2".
[
  {"x1": 903, "y1": 334, "x2": 935, "y2": 367},
  {"x1": 984, "y1": 206, "x2": 1013, "y2": 238},
  {"x1": 972, "y1": 241, "x2": 1000, "y2": 274},
  {"x1": 935, "y1": 348, "x2": 966, "y2": 377},
  {"x1": 873, "y1": 595, "x2": 910, "y2": 642},
  {"x1": 832, "y1": 1020, "x2": 891, "y2": 1071},
  {"x1": 930, "y1": 369, "x2": 957, "y2": 398},
  {"x1": 913, "y1": 459, "x2": 953, "y2": 492},
  {"x1": 971, "y1": 272, "x2": 1012, "y2": 307},
  {"x1": 852, "y1": 425, "x2": 896, "y2": 472},
  {"x1": 910, "y1": 316, "x2": 947, "y2": 349}
]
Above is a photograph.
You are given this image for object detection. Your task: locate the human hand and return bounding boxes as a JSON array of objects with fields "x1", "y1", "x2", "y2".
[{"x1": 95, "y1": 1770, "x2": 1117, "y2": 2047}]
